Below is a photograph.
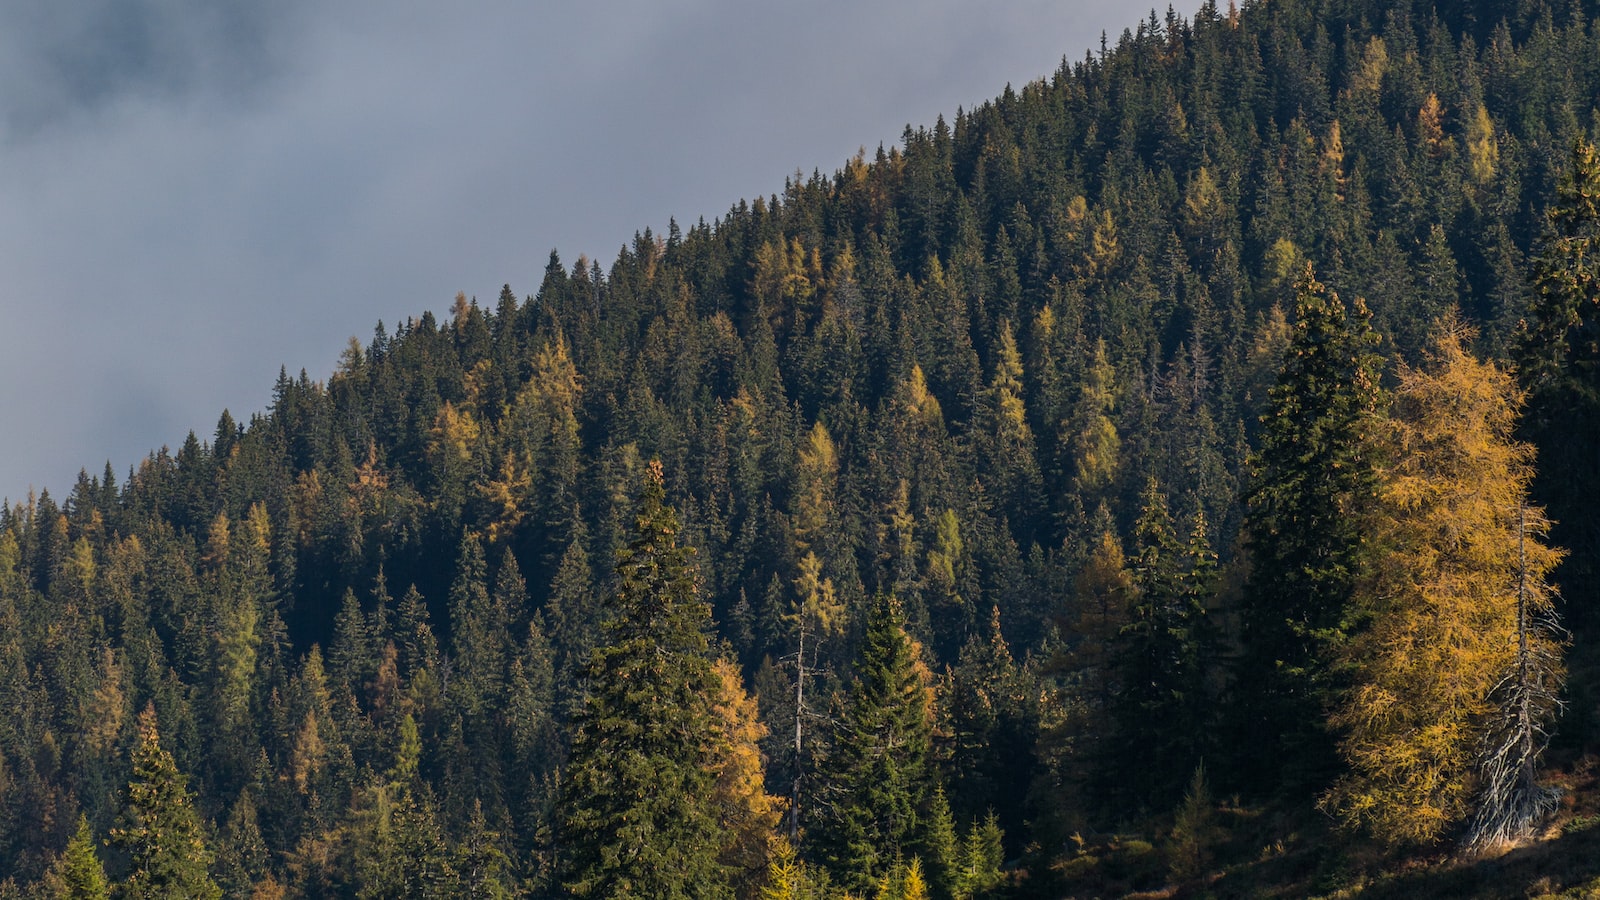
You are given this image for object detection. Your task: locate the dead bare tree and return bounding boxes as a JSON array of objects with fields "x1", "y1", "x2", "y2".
[{"x1": 1467, "y1": 504, "x2": 1567, "y2": 850}]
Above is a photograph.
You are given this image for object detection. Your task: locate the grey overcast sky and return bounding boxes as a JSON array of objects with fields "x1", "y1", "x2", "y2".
[{"x1": 0, "y1": 1, "x2": 1201, "y2": 501}]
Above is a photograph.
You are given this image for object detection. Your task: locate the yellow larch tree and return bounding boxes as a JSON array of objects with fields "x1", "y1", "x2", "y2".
[
  {"x1": 709, "y1": 658, "x2": 786, "y2": 896},
  {"x1": 1324, "y1": 322, "x2": 1564, "y2": 846}
]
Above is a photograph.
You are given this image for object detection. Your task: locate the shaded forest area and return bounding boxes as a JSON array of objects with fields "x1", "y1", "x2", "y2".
[{"x1": 7, "y1": 0, "x2": 1600, "y2": 896}]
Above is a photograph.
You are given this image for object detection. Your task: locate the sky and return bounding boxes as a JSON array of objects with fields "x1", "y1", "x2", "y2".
[{"x1": 0, "y1": 0, "x2": 1203, "y2": 502}]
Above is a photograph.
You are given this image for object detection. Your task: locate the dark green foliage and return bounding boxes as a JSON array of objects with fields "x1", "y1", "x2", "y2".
[
  {"x1": 556, "y1": 462, "x2": 733, "y2": 899},
  {"x1": 6, "y1": 0, "x2": 1600, "y2": 890},
  {"x1": 213, "y1": 792, "x2": 268, "y2": 899},
  {"x1": 111, "y1": 705, "x2": 222, "y2": 900},
  {"x1": 1520, "y1": 138, "x2": 1600, "y2": 624},
  {"x1": 1520, "y1": 138, "x2": 1600, "y2": 391},
  {"x1": 816, "y1": 593, "x2": 934, "y2": 892},
  {"x1": 1111, "y1": 481, "x2": 1219, "y2": 808},
  {"x1": 941, "y1": 608, "x2": 1039, "y2": 846},
  {"x1": 1235, "y1": 266, "x2": 1382, "y2": 792}
]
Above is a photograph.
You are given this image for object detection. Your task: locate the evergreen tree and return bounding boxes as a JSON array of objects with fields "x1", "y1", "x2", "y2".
[
  {"x1": 544, "y1": 519, "x2": 597, "y2": 714},
  {"x1": 951, "y1": 813, "x2": 1004, "y2": 900},
  {"x1": 941, "y1": 607, "x2": 1036, "y2": 839},
  {"x1": 556, "y1": 461, "x2": 734, "y2": 899},
  {"x1": 213, "y1": 792, "x2": 269, "y2": 900},
  {"x1": 1112, "y1": 480, "x2": 1217, "y2": 807},
  {"x1": 44, "y1": 815, "x2": 109, "y2": 900},
  {"x1": 817, "y1": 593, "x2": 934, "y2": 892},
  {"x1": 757, "y1": 839, "x2": 826, "y2": 900},
  {"x1": 111, "y1": 705, "x2": 222, "y2": 900},
  {"x1": 446, "y1": 533, "x2": 506, "y2": 717},
  {"x1": 1234, "y1": 264, "x2": 1382, "y2": 792},
  {"x1": 1519, "y1": 137, "x2": 1600, "y2": 621}
]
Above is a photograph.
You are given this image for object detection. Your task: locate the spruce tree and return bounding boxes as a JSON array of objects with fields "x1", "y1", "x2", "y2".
[
  {"x1": 45, "y1": 815, "x2": 109, "y2": 900},
  {"x1": 1518, "y1": 137, "x2": 1600, "y2": 621},
  {"x1": 758, "y1": 839, "x2": 826, "y2": 900},
  {"x1": 1234, "y1": 264, "x2": 1382, "y2": 792},
  {"x1": 817, "y1": 592, "x2": 934, "y2": 892},
  {"x1": 556, "y1": 461, "x2": 733, "y2": 899},
  {"x1": 1113, "y1": 480, "x2": 1216, "y2": 807},
  {"x1": 111, "y1": 705, "x2": 222, "y2": 900}
]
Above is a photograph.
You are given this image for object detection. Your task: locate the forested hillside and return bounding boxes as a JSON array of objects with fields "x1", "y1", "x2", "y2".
[{"x1": 6, "y1": 0, "x2": 1600, "y2": 896}]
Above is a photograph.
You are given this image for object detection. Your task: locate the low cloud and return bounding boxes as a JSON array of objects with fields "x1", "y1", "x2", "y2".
[
  {"x1": 0, "y1": 0, "x2": 306, "y2": 139},
  {"x1": 0, "y1": 0, "x2": 1198, "y2": 499}
]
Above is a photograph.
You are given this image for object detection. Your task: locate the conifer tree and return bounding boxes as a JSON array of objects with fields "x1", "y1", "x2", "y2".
[
  {"x1": 1070, "y1": 515, "x2": 1132, "y2": 724},
  {"x1": 380, "y1": 788, "x2": 459, "y2": 898},
  {"x1": 1521, "y1": 138, "x2": 1600, "y2": 391},
  {"x1": 1066, "y1": 339, "x2": 1120, "y2": 500},
  {"x1": 817, "y1": 593, "x2": 934, "y2": 892},
  {"x1": 981, "y1": 322, "x2": 1043, "y2": 534},
  {"x1": 1235, "y1": 264, "x2": 1382, "y2": 790},
  {"x1": 708, "y1": 658, "x2": 785, "y2": 896},
  {"x1": 1518, "y1": 137, "x2": 1600, "y2": 619},
  {"x1": 951, "y1": 813, "x2": 1004, "y2": 900},
  {"x1": 446, "y1": 533, "x2": 506, "y2": 717},
  {"x1": 214, "y1": 792, "x2": 269, "y2": 899},
  {"x1": 1326, "y1": 324, "x2": 1564, "y2": 847},
  {"x1": 111, "y1": 705, "x2": 222, "y2": 900},
  {"x1": 784, "y1": 549, "x2": 843, "y2": 845},
  {"x1": 543, "y1": 520, "x2": 597, "y2": 713},
  {"x1": 942, "y1": 607, "x2": 1035, "y2": 837},
  {"x1": 44, "y1": 815, "x2": 109, "y2": 900},
  {"x1": 758, "y1": 839, "x2": 825, "y2": 900},
  {"x1": 328, "y1": 589, "x2": 373, "y2": 692},
  {"x1": 1112, "y1": 481, "x2": 1218, "y2": 806},
  {"x1": 556, "y1": 461, "x2": 734, "y2": 899},
  {"x1": 506, "y1": 617, "x2": 558, "y2": 825}
]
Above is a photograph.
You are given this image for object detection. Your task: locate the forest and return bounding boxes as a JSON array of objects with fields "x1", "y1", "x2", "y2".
[{"x1": 8, "y1": 0, "x2": 1600, "y2": 896}]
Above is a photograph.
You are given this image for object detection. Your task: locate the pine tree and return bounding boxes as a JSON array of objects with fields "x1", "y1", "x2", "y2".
[
  {"x1": 556, "y1": 460, "x2": 734, "y2": 899},
  {"x1": 446, "y1": 533, "x2": 506, "y2": 717},
  {"x1": 1112, "y1": 480, "x2": 1217, "y2": 807},
  {"x1": 758, "y1": 839, "x2": 825, "y2": 900},
  {"x1": 44, "y1": 815, "x2": 109, "y2": 900},
  {"x1": 1235, "y1": 264, "x2": 1382, "y2": 791},
  {"x1": 1518, "y1": 137, "x2": 1600, "y2": 621},
  {"x1": 111, "y1": 705, "x2": 222, "y2": 900},
  {"x1": 817, "y1": 593, "x2": 934, "y2": 892},
  {"x1": 1325, "y1": 324, "x2": 1565, "y2": 847}
]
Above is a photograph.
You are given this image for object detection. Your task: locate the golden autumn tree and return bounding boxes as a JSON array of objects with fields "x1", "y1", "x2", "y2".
[
  {"x1": 709, "y1": 658, "x2": 786, "y2": 896},
  {"x1": 1066, "y1": 339, "x2": 1120, "y2": 498},
  {"x1": 980, "y1": 321, "x2": 1043, "y2": 532},
  {"x1": 793, "y1": 421, "x2": 839, "y2": 558},
  {"x1": 1324, "y1": 322, "x2": 1565, "y2": 846}
]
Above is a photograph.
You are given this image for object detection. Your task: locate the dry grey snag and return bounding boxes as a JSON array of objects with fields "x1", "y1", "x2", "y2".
[{"x1": 1467, "y1": 504, "x2": 1566, "y2": 850}]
